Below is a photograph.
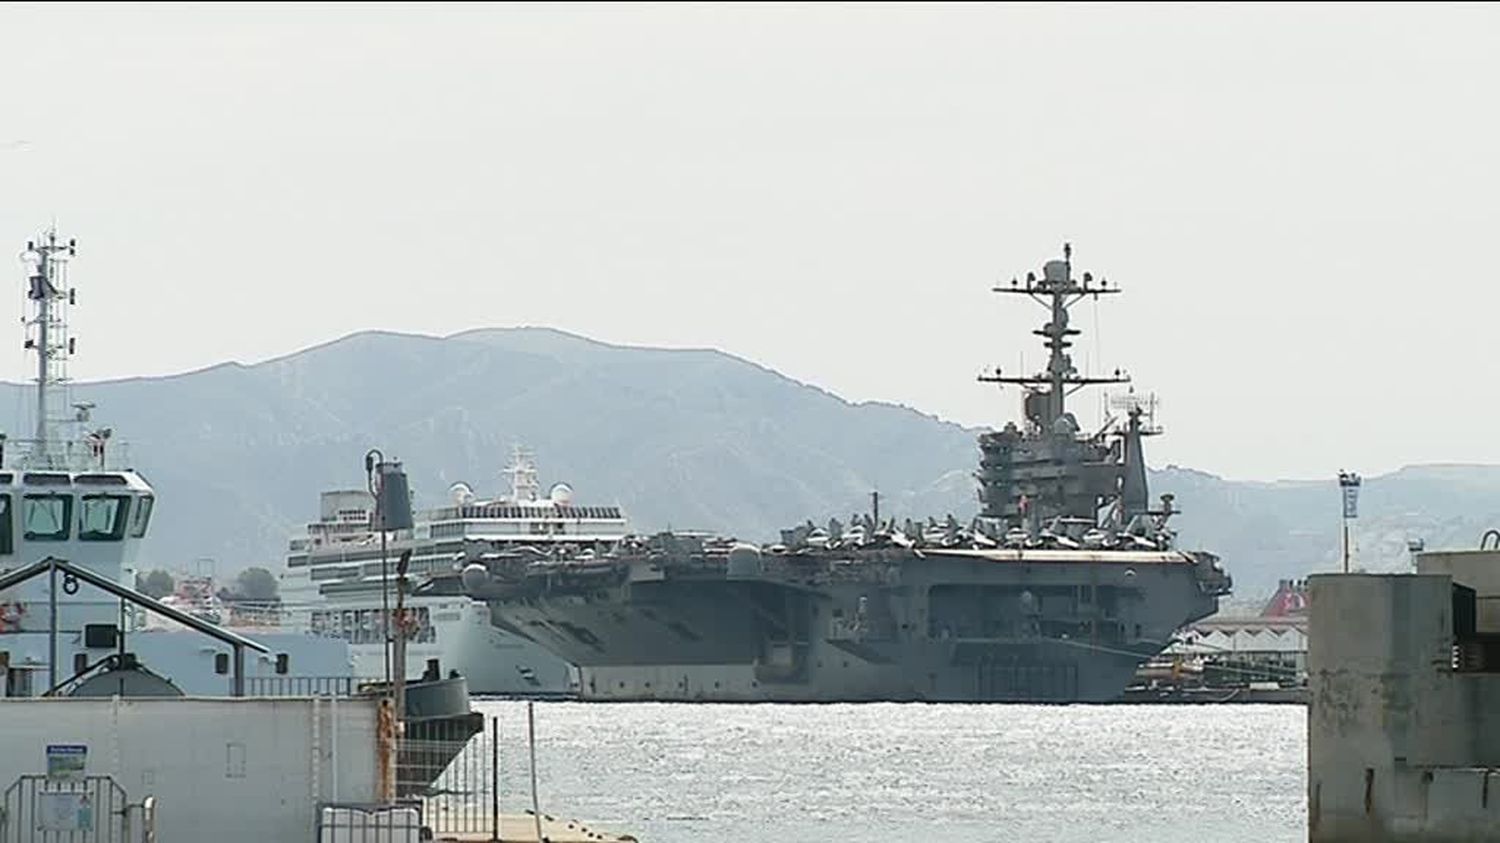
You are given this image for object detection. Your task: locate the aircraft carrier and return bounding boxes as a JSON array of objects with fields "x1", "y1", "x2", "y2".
[{"x1": 449, "y1": 246, "x2": 1232, "y2": 702}]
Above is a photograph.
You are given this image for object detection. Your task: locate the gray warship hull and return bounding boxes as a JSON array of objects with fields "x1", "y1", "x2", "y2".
[{"x1": 470, "y1": 546, "x2": 1227, "y2": 703}]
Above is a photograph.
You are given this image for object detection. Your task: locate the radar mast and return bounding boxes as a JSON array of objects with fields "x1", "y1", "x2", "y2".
[
  {"x1": 504, "y1": 445, "x2": 541, "y2": 503},
  {"x1": 18, "y1": 229, "x2": 78, "y2": 468},
  {"x1": 979, "y1": 242, "x2": 1129, "y2": 430},
  {"x1": 975, "y1": 245, "x2": 1163, "y2": 536}
]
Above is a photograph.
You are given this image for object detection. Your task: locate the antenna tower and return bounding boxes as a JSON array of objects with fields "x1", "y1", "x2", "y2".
[
  {"x1": 18, "y1": 229, "x2": 78, "y2": 467},
  {"x1": 979, "y1": 243, "x2": 1131, "y2": 428},
  {"x1": 505, "y1": 445, "x2": 541, "y2": 502}
]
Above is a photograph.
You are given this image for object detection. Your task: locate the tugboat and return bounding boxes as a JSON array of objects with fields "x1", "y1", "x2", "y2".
[
  {"x1": 455, "y1": 245, "x2": 1232, "y2": 702},
  {"x1": 0, "y1": 228, "x2": 484, "y2": 800},
  {"x1": 0, "y1": 229, "x2": 369, "y2": 699},
  {"x1": 0, "y1": 229, "x2": 166, "y2": 697}
]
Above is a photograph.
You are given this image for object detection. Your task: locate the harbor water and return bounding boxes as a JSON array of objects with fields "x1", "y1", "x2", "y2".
[{"x1": 475, "y1": 701, "x2": 1305, "y2": 842}]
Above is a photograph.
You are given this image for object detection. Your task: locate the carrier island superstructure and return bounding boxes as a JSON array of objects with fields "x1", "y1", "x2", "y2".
[{"x1": 453, "y1": 247, "x2": 1232, "y2": 702}]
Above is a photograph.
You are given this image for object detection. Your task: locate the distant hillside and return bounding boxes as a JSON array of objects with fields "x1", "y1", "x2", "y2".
[
  {"x1": 0, "y1": 327, "x2": 1492, "y2": 602},
  {"x1": 0, "y1": 328, "x2": 977, "y2": 579},
  {"x1": 1156, "y1": 463, "x2": 1500, "y2": 598}
]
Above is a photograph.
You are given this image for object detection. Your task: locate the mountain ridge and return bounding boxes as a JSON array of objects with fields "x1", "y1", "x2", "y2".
[{"x1": 0, "y1": 326, "x2": 1488, "y2": 601}]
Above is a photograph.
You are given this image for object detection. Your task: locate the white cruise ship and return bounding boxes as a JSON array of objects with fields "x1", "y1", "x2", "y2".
[{"x1": 279, "y1": 449, "x2": 627, "y2": 696}]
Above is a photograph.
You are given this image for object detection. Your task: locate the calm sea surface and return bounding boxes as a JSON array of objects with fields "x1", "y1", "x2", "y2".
[{"x1": 471, "y1": 701, "x2": 1306, "y2": 843}]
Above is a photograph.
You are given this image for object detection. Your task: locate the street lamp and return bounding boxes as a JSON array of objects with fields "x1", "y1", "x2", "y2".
[{"x1": 1406, "y1": 537, "x2": 1425, "y2": 571}]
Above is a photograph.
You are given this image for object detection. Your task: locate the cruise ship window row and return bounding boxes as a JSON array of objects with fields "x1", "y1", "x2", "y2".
[
  {"x1": 445, "y1": 505, "x2": 624, "y2": 520},
  {"x1": 429, "y1": 521, "x2": 626, "y2": 539},
  {"x1": 309, "y1": 607, "x2": 437, "y2": 644},
  {"x1": 304, "y1": 557, "x2": 455, "y2": 581},
  {"x1": 0, "y1": 491, "x2": 154, "y2": 549}
]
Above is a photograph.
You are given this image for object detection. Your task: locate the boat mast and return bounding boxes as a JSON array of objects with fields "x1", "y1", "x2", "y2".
[
  {"x1": 19, "y1": 229, "x2": 77, "y2": 468},
  {"x1": 505, "y1": 446, "x2": 540, "y2": 502},
  {"x1": 975, "y1": 244, "x2": 1152, "y2": 530},
  {"x1": 979, "y1": 243, "x2": 1129, "y2": 428}
]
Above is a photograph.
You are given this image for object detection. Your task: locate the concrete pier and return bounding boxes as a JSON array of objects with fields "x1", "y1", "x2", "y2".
[
  {"x1": 1308, "y1": 550, "x2": 1500, "y2": 842},
  {"x1": 434, "y1": 812, "x2": 637, "y2": 842},
  {"x1": 0, "y1": 696, "x2": 638, "y2": 842}
]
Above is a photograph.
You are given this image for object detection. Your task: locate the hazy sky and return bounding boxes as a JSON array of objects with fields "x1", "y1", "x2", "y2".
[{"x1": 1, "y1": 3, "x2": 1496, "y2": 482}]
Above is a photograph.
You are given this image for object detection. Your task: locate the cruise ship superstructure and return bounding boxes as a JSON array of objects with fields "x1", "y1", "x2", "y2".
[
  {"x1": 456, "y1": 246, "x2": 1233, "y2": 702},
  {"x1": 280, "y1": 449, "x2": 627, "y2": 696}
]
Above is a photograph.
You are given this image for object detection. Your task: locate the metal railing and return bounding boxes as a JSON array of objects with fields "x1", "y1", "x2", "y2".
[
  {"x1": 326, "y1": 705, "x2": 549, "y2": 840},
  {"x1": 1, "y1": 775, "x2": 143, "y2": 843},
  {"x1": 0, "y1": 438, "x2": 135, "y2": 472},
  {"x1": 244, "y1": 675, "x2": 363, "y2": 697},
  {"x1": 399, "y1": 714, "x2": 503, "y2": 837},
  {"x1": 135, "y1": 797, "x2": 155, "y2": 843}
]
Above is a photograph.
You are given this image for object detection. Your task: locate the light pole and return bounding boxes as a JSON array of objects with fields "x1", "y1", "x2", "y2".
[
  {"x1": 1338, "y1": 470, "x2": 1361, "y2": 574},
  {"x1": 365, "y1": 449, "x2": 389, "y2": 687},
  {"x1": 1407, "y1": 537, "x2": 1425, "y2": 571},
  {"x1": 365, "y1": 450, "x2": 413, "y2": 691}
]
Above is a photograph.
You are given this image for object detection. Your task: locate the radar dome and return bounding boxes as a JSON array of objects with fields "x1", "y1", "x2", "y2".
[
  {"x1": 460, "y1": 563, "x2": 490, "y2": 594},
  {"x1": 449, "y1": 482, "x2": 476, "y2": 506},
  {"x1": 726, "y1": 543, "x2": 764, "y2": 579},
  {"x1": 548, "y1": 483, "x2": 574, "y2": 506}
]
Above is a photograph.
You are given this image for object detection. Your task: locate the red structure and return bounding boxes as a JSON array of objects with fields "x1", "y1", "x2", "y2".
[{"x1": 1261, "y1": 579, "x2": 1309, "y2": 618}]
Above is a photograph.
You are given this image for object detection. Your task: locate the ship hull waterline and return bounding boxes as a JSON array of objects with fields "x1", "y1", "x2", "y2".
[{"x1": 475, "y1": 550, "x2": 1222, "y2": 703}]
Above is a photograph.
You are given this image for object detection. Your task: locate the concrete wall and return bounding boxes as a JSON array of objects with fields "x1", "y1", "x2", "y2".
[
  {"x1": 1308, "y1": 573, "x2": 1500, "y2": 842},
  {"x1": 1418, "y1": 549, "x2": 1500, "y2": 633},
  {"x1": 0, "y1": 696, "x2": 382, "y2": 843}
]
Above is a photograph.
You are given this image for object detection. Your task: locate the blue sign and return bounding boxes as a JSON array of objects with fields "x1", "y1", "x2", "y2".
[{"x1": 46, "y1": 744, "x2": 86, "y2": 780}]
